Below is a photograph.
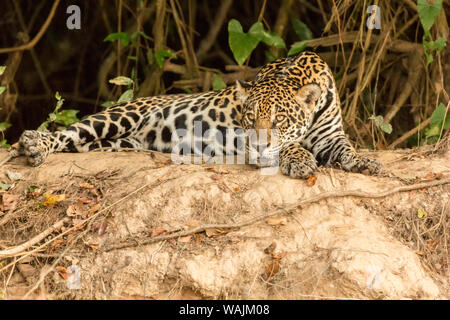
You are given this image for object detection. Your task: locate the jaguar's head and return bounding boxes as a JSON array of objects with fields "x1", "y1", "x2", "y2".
[{"x1": 236, "y1": 79, "x2": 321, "y2": 166}]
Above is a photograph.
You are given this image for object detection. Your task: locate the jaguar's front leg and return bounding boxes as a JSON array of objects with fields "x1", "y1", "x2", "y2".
[
  {"x1": 322, "y1": 133, "x2": 381, "y2": 175},
  {"x1": 279, "y1": 142, "x2": 318, "y2": 179}
]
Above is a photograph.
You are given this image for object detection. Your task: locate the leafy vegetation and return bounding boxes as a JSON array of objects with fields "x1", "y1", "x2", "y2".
[{"x1": 0, "y1": 1, "x2": 448, "y2": 150}]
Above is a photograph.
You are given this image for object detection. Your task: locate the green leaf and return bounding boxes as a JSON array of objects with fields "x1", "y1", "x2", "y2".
[
  {"x1": 291, "y1": 18, "x2": 313, "y2": 40},
  {"x1": 109, "y1": 76, "x2": 134, "y2": 86},
  {"x1": 104, "y1": 32, "x2": 130, "y2": 46},
  {"x1": 155, "y1": 49, "x2": 177, "y2": 68},
  {"x1": 55, "y1": 91, "x2": 61, "y2": 101},
  {"x1": 369, "y1": 115, "x2": 392, "y2": 134},
  {"x1": 288, "y1": 40, "x2": 309, "y2": 56},
  {"x1": 0, "y1": 122, "x2": 11, "y2": 132},
  {"x1": 0, "y1": 66, "x2": 5, "y2": 76},
  {"x1": 117, "y1": 89, "x2": 134, "y2": 103},
  {"x1": 101, "y1": 101, "x2": 116, "y2": 108},
  {"x1": 0, "y1": 86, "x2": 5, "y2": 95},
  {"x1": 264, "y1": 50, "x2": 276, "y2": 62},
  {"x1": 417, "y1": 0, "x2": 443, "y2": 32},
  {"x1": 54, "y1": 110, "x2": 80, "y2": 127},
  {"x1": 213, "y1": 74, "x2": 227, "y2": 90},
  {"x1": 249, "y1": 22, "x2": 285, "y2": 48},
  {"x1": 228, "y1": 19, "x2": 261, "y2": 65}
]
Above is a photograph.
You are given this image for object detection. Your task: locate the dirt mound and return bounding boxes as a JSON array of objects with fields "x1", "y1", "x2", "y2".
[{"x1": 0, "y1": 147, "x2": 449, "y2": 299}]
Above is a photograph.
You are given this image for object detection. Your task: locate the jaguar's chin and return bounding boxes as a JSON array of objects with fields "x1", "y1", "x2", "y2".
[{"x1": 248, "y1": 149, "x2": 279, "y2": 168}]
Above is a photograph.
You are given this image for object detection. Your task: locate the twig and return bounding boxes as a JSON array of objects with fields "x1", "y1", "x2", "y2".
[
  {"x1": 196, "y1": 0, "x2": 233, "y2": 61},
  {"x1": 388, "y1": 117, "x2": 431, "y2": 149},
  {"x1": 0, "y1": 218, "x2": 69, "y2": 257},
  {"x1": 0, "y1": 0, "x2": 60, "y2": 54},
  {"x1": 103, "y1": 176, "x2": 450, "y2": 252}
]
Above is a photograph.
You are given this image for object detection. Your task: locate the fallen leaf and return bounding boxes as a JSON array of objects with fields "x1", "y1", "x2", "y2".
[
  {"x1": 6, "y1": 171, "x2": 21, "y2": 181},
  {"x1": 234, "y1": 186, "x2": 240, "y2": 192},
  {"x1": 49, "y1": 239, "x2": 65, "y2": 249},
  {"x1": 271, "y1": 251, "x2": 287, "y2": 260},
  {"x1": 205, "y1": 228, "x2": 220, "y2": 237},
  {"x1": 66, "y1": 204, "x2": 85, "y2": 217},
  {"x1": 195, "y1": 234, "x2": 203, "y2": 245},
  {"x1": 151, "y1": 226, "x2": 166, "y2": 237},
  {"x1": 427, "y1": 236, "x2": 440, "y2": 248},
  {"x1": 264, "y1": 242, "x2": 277, "y2": 255},
  {"x1": 178, "y1": 235, "x2": 192, "y2": 243},
  {"x1": 1, "y1": 193, "x2": 19, "y2": 211},
  {"x1": 211, "y1": 174, "x2": 221, "y2": 180},
  {"x1": 43, "y1": 193, "x2": 66, "y2": 206},
  {"x1": 88, "y1": 203, "x2": 101, "y2": 215},
  {"x1": 264, "y1": 260, "x2": 279, "y2": 281},
  {"x1": 56, "y1": 266, "x2": 70, "y2": 280},
  {"x1": 216, "y1": 228, "x2": 232, "y2": 234},
  {"x1": 79, "y1": 183, "x2": 94, "y2": 189},
  {"x1": 306, "y1": 175, "x2": 317, "y2": 187},
  {"x1": 417, "y1": 208, "x2": 428, "y2": 219},
  {"x1": 424, "y1": 172, "x2": 443, "y2": 181},
  {"x1": 97, "y1": 220, "x2": 107, "y2": 236},
  {"x1": 0, "y1": 182, "x2": 11, "y2": 191},
  {"x1": 416, "y1": 250, "x2": 424, "y2": 256},
  {"x1": 266, "y1": 217, "x2": 288, "y2": 226}
]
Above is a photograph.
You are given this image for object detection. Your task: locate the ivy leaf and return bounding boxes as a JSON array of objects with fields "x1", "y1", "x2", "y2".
[
  {"x1": 109, "y1": 76, "x2": 134, "y2": 86},
  {"x1": 288, "y1": 40, "x2": 309, "y2": 56},
  {"x1": 104, "y1": 32, "x2": 130, "y2": 46},
  {"x1": 117, "y1": 89, "x2": 134, "y2": 103},
  {"x1": 213, "y1": 74, "x2": 227, "y2": 90},
  {"x1": 291, "y1": 18, "x2": 313, "y2": 40},
  {"x1": 417, "y1": 0, "x2": 443, "y2": 32},
  {"x1": 228, "y1": 19, "x2": 261, "y2": 65},
  {"x1": 155, "y1": 49, "x2": 177, "y2": 68},
  {"x1": 0, "y1": 66, "x2": 6, "y2": 76}
]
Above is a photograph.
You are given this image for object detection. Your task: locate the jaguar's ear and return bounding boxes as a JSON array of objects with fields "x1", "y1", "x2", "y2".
[
  {"x1": 235, "y1": 80, "x2": 251, "y2": 101},
  {"x1": 296, "y1": 83, "x2": 322, "y2": 112}
]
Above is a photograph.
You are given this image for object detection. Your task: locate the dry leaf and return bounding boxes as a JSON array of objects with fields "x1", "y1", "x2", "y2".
[
  {"x1": 306, "y1": 175, "x2": 317, "y2": 187},
  {"x1": 234, "y1": 186, "x2": 240, "y2": 192},
  {"x1": 216, "y1": 228, "x2": 232, "y2": 234},
  {"x1": 66, "y1": 204, "x2": 85, "y2": 217},
  {"x1": 195, "y1": 234, "x2": 203, "y2": 245},
  {"x1": 211, "y1": 174, "x2": 221, "y2": 180},
  {"x1": 79, "y1": 183, "x2": 94, "y2": 189},
  {"x1": 266, "y1": 217, "x2": 288, "y2": 226},
  {"x1": 264, "y1": 260, "x2": 279, "y2": 280},
  {"x1": 271, "y1": 251, "x2": 287, "y2": 260},
  {"x1": 98, "y1": 220, "x2": 107, "y2": 236},
  {"x1": 178, "y1": 235, "x2": 192, "y2": 243},
  {"x1": 43, "y1": 193, "x2": 66, "y2": 206},
  {"x1": 151, "y1": 226, "x2": 166, "y2": 237},
  {"x1": 264, "y1": 242, "x2": 277, "y2": 255},
  {"x1": 88, "y1": 203, "x2": 101, "y2": 215},
  {"x1": 1, "y1": 193, "x2": 19, "y2": 211},
  {"x1": 416, "y1": 250, "x2": 424, "y2": 256},
  {"x1": 56, "y1": 266, "x2": 70, "y2": 280},
  {"x1": 205, "y1": 228, "x2": 220, "y2": 237}
]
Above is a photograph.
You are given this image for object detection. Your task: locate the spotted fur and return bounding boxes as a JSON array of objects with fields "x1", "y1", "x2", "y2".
[{"x1": 13, "y1": 51, "x2": 381, "y2": 178}]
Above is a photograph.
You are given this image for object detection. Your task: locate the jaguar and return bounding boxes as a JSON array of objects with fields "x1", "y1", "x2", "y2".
[{"x1": 12, "y1": 51, "x2": 381, "y2": 179}]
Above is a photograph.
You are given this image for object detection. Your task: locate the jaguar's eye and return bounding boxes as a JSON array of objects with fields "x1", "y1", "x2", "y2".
[
  {"x1": 275, "y1": 114, "x2": 286, "y2": 122},
  {"x1": 246, "y1": 113, "x2": 255, "y2": 122}
]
